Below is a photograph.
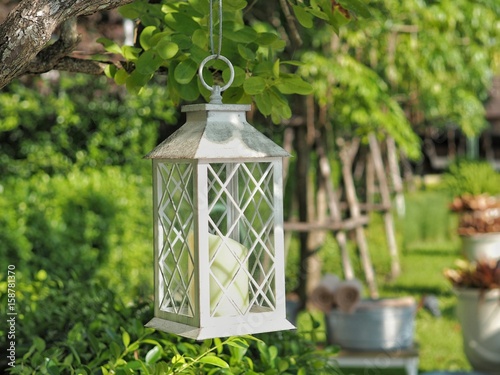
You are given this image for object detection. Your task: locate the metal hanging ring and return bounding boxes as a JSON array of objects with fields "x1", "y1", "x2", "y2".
[{"x1": 198, "y1": 54, "x2": 235, "y2": 92}]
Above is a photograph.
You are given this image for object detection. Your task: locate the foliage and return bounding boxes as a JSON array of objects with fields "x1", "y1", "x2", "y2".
[
  {"x1": 0, "y1": 166, "x2": 152, "y2": 300},
  {"x1": 442, "y1": 159, "x2": 500, "y2": 198},
  {"x1": 444, "y1": 258, "x2": 500, "y2": 290},
  {"x1": 0, "y1": 268, "x2": 337, "y2": 374},
  {"x1": 294, "y1": 0, "x2": 499, "y2": 150},
  {"x1": 299, "y1": 52, "x2": 421, "y2": 159},
  {"x1": 98, "y1": 0, "x2": 370, "y2": 124},
  {"x1": 0, "y1": 74, "x2": 173, "y2": 179}
]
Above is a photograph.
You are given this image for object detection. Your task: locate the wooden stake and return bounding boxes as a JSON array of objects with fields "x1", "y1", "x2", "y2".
[
  {"x1": 386, "y1": 136, "x2": 405, "y2": 217},
  {"x1": 340, "y1": 138, "x2": 379, "y2": 298},
  {"x1": 368, "y1": 133, "x2": 401, "y2": 279},
  {"x1": 316, "y1": 135, "x2": 355, "y2": 280}
]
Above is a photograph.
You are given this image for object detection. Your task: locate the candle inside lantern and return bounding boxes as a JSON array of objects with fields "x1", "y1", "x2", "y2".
[{"x1": 189, "y1": 232, "x2": 250, "y2": 316}]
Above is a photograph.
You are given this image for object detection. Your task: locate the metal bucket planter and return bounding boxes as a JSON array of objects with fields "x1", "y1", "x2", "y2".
[
  {"x1": 327, "y1": 297, "x2": 416, "y2": 351},
  {"x1": 456, "y1": 288, "x2": 500, "y2": 374},
  {"x1": 462, "y1": 233, "x2": 500, "y2": 261}
]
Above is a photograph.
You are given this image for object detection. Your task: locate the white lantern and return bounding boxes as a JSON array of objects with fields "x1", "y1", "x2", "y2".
[{"x1": 144, "y1": 96, "x2": 294, "y2": 340}]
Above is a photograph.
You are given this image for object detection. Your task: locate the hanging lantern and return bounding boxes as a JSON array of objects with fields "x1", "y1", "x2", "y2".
[{"x1": 144, "y1": 54, "x2": 294, "y2": 340}]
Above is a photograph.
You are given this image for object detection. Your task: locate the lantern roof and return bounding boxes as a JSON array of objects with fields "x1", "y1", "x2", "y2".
[{"x1": 145, "y1": 103, "x2": 289, "y2": 160}]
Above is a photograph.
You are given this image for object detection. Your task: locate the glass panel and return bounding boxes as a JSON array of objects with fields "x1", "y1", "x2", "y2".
[
  {"x1": 156, "y1": 162, "x2": 195, "y2": 317},
  {"x1": 207, "y1": 162, "x2": 276, "y2": 317}
]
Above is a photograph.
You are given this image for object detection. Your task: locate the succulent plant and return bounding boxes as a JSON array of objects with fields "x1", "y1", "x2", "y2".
[
  {"x1": 449, "y1": 194, "x2": 500, "y2": 235},
  {"x1": 444, "y1": 259, "x2": 500, "y2": 289}
]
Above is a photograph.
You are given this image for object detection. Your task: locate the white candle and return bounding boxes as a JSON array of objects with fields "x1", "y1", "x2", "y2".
[
  {"x1": 188, "y1": 232, "x2": 250, "y2": 317},
  {"x1": 208, "y1": 233, "x2": 250, "y2": 316}
]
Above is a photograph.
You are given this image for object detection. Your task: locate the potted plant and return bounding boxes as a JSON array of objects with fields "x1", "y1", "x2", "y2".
[
  {"x1": 445, "y1": 259, "x2": 500, "y2": 374},
  {"x1": 444, "y1": 159, "x2": 500, "y2": 261}
]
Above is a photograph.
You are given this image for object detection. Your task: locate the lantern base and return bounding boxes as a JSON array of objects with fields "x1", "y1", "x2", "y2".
[{"x1": 145, "y1": 317, "x2": 295, "y2": 341}]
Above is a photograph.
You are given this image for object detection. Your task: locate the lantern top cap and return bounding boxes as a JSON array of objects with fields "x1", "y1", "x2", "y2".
[
  {"x1": 181, "y1": 103, "x2": 251, "y2": 113},
  {"x1": 145, "y1": 104, "x2": 289, "y2": 160}
]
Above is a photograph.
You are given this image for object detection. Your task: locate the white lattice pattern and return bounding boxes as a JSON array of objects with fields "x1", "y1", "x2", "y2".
[
  {"x1": 207, "y1": 162, "x2": 276, "y2": 317},
  {"x1": 157, "y1": 163, "x2": 195, "y2": 317}
]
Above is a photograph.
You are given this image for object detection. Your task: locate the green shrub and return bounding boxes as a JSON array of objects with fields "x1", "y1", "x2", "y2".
[
  {"x1": 0, "y1": 269, "x2": 336, "y2": 374},
  {"x1": 0, "y1": 74, "x2": 175, "y2": 179},
  {"x1": 0, "y1": 167, "x2": 153, "y2": 299},
  {"x1": 442, "y1": 158, "x2": 500, "y2": 197}
]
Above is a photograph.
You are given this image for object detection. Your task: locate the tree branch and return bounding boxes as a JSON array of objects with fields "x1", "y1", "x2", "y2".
[
  {"x1": 278, "y1": 0, "x2": 302, "y2": 47},
  {"x1": 0, "y1": 0, "x2": 133, "y2": 88}
]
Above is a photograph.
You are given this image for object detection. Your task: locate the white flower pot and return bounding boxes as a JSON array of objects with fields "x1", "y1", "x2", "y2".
[
  {"x1": 461, "y1": 232, "x2": 500, "y2": 261},
  {"x1": 456, "y1": 288, "x2": 500, "y2": 374}
]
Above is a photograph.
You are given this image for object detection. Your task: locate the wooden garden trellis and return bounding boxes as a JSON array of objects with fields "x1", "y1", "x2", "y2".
[{"x1": 282, "y1": 116, "x2": 404, "y2": 305}]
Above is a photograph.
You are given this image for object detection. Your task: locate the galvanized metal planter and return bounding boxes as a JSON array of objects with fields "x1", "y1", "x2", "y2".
[
  {"x1": 144, "y1": 103, "x2": 294, "y2": 340},
  {"x1": 327, "y1": 297, "x2": 416, "y2": 351}
]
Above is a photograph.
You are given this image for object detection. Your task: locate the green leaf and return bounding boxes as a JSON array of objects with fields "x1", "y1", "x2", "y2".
[
  {"x1": 224, "y1": 0, "x2": 247, "y2": 11},
  {"x1": 139, "y1": 26, "x2": 158, "y2": 50},
  {"x1": 276, "y1": 77, "x2": 313, "y2": 95},
  {"x1": 145, "y1": 345, "x2": 162, "y2": 365},
  {"x1": 224, "y1": 26, "x2": 258, "y2": 43},
  {"x1": 104, "y1": 64, "x2": 117, "y2": 79},
  {"x1": 124, "y1": 360, "x2": 143, "y2": 370},
  {"x1": 254, "y1": 91, "x2": 272, "y2": 116},
  {"x1": 136, "y1": 50, "x2": 162, "y2": 75},
  {"x1": 223, "y1": 66, "x2": 246, "y2": 87},
  {"x1": 224, "y1": 337, "x2": 249, "y2": 349},
  {"x1": 118, "y1": 3, "x2": 141, "y2": 19},
  {"x1": 122, "y1": 46, "x2": 142, "y2": 61},
  {"x1": 237, "y1": 45, "x2": 256, "y2": 61},
  {"x1": 114, "y1": 69, "x2": 129, "y2": 85},
  {"x1": 122, "y1": 331, "x2": 130, "y2": 348},
  {"x1": 171, "y1": 34, "x2": 192, "y2": 50},
  {"x1": 308, "y1": 7, "x2": 329, "y2": 21},
  {"x1": 156, "y1": 40, "x2": 179, "y2": 60},
  {"x1": 198, "y1": 356, "x2": 229, "y2": 368},
  {"x1": 164, "y1": 12, "x2": 201, "y2": 34},
  {"x1": 189, "y1": 44, "x2": 209, "y2": 64},
  {"x1": 126, "y1": 71, "x2": 152, "y2": 94},
  {"x1": 292, "y1": 5, "x2": 314, "y2": 28},
  {"x1": 257, "y1": 32, "x2": 281, "y2": 46},
  {"x1": 110, "y1": 342, "x2": 121, "y2": 359},
  {"x1": 97, "y1": 38, "x2": 122, "y2": 55},
  {"x1": 192, "y1": 29, "x2": 208, "y2": 48},
  {"x1": 243, "y1": 76, "x2": 266, "y2": 95},
  {"x1": 179, "y1": 78, "x2": 200, "y2": 101},
  {"x1": 273, "y1": 59, "x2": 280, "y2": 78},
  {"x1": 253, "y1": 61, "x2": 275, "y2": 78},
  {"x1": 222, "y1": 87, "x2": 246, "y2": 103},
  {"x1": 338, "y1": 0, "x2": 372, "y2": 18},
  {"x1": 213, "y1": 337, "x2": 223, "y2": 355},
  {"x1": 174, "y1": 59, "x2": 198, "y2": 84}
]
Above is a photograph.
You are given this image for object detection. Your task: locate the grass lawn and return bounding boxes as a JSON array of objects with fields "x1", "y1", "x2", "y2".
[{"x1": 292, "y1": 189, "x2": 473, "y2": 373}]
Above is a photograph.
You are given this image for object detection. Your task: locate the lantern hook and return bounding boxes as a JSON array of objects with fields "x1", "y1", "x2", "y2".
[{"x1": 198, "y1": 54, "x2": 235, "y2": 103}]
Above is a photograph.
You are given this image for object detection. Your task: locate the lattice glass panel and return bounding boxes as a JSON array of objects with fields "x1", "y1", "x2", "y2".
[
  {"x1": 156, "y1": 162, "x2": 195, "y2": 317},
  {"x1": 207, "y1": 162, "x2": 276, "y2": 317}
]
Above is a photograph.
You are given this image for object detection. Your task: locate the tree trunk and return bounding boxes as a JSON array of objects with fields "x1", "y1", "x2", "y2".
[
  {"x1": 0, "y1": 0, "x2": 132, "y2": 88},
  {"x1": 295, "y1": 125, "x2": 312, "y2": 310}
]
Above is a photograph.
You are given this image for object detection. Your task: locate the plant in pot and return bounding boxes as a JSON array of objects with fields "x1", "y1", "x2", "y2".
[
  {"x1": 444, "y1": 159, "x2": 500, "y2": 261},
  {"x1": 444, "y1": 259, "x2": 500, "y2": 374}
]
